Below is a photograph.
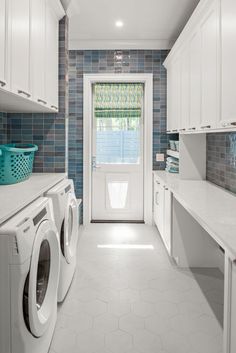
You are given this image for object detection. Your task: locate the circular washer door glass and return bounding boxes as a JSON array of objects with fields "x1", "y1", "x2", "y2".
[
  {"x1": 36, "y1": 239, "x2": 51, "y2": 310},
  {"x1": 67, "y1": 205, "x2": 73, "y2": 245}
]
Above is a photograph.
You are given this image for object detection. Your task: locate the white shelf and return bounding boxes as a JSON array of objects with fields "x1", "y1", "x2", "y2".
[{"x1": 167, "y1": 149, "x2": 179, "y2": 159}]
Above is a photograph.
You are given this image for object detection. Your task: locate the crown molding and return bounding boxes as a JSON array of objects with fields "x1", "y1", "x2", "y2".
[{"x1": 69, "y1": 39, "x2": 173, "y2": 51}]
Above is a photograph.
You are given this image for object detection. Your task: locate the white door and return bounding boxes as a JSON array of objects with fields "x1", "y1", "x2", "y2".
[
  {"x1": 200, "y1": 0, "x2": 220, "y2": 130},
  {"x1": 91, "y1": 83, "x2": 144, "y2": 221},
  {"x1": 31, "y1": 0, "x2": 46, "y2": 105},
  {"x1": 0, "y1": 0, "x2": 7, "y2": 89},
  {"x1": 221, "y1": 0, "x2": 236, "y2": 128},
  {"x1": 45, "y1": 1, "x2": 59, "y2": 111},
  {"x1": 10, "y1": 0, "x2": 31, "y2": 98}
]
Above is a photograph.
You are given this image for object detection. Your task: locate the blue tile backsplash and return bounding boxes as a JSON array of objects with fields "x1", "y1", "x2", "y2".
[
  {"x1": 207, "y1": 132, "x2": 236, "y2": 194},
  {"x1": 68, "y1": 50, "x2": 169, "y2": 201}
]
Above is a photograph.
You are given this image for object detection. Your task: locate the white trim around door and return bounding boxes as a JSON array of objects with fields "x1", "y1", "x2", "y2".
[{"x1": 83, "y1": 73, "x2": 153, "y2": 225}]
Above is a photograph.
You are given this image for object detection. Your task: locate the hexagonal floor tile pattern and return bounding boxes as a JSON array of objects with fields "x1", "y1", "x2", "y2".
[{"x1": 51, "y1": 224, "x2": 223, "y2": 353}]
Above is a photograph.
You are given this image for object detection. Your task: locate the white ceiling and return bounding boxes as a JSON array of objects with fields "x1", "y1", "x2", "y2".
[{"x1": 69, "y1": 0, "x2": 200, "y2": 50}]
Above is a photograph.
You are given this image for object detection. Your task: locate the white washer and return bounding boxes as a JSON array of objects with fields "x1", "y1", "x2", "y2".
[
  {"x1": 46, "y1": 179, "x2": 79, "y2": 302},
  {"x1": 0, "y1": 197, "x2": 60, "y2": 353}
]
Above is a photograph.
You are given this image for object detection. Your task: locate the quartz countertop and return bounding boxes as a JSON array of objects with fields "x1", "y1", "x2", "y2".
[
  {"x1": 153, "y1": 170, "x2": 236, "y2": 259},
  {"x1": 0, "y1": 173, "x2": 66, "y2": 225}
]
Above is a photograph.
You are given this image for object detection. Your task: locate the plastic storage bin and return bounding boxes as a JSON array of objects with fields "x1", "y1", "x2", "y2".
[{"x1": 0, "y1": 144, "x2": 38, "y2": 185}]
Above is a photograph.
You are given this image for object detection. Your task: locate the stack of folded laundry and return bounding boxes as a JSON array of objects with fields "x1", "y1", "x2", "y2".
[{"x1": 166, "y1": 156, "x2": 179, "y2": 173}]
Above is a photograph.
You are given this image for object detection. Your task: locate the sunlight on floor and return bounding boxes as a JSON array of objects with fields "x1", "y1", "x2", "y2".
[{"x1": 97, "y1": 244, "x2": 154, "y2": 249}]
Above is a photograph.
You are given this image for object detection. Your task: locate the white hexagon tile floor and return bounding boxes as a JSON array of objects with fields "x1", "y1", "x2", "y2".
[{"x1": 49, "y1": 223, "x2": 224, "y2": 353}]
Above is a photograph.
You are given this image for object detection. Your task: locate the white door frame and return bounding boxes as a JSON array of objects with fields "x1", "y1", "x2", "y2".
[{"x1": 83, "y1": 73, "x2": 153, "y2": 225}]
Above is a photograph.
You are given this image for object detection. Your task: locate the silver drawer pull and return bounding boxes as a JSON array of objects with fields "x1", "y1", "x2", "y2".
[
  {"x1": 37, "y1": 98, "x2": 47, "y2": 105},
  {"x1": 18, "y1": 89, "x2": 31, "y2": 98},
  {"x1": 155, "y1": 180, "x2": 160, "y2": 185},
  {"x1": 222, "y1": 121, "x2": 236, "y2": 127},
  {"x1": 179, "y1": 128, "x2": 186, "y2": 131},
  {"x1": 201, "y1": 125, "x2": 211, "y2": 129},
  {"x1": 172, "y1": 129, "x2": 178, "y2": 132},
  {"x1": 155, "y1": 192, "x2": 159, "y2": 205},
  {"x1": 188, "y1": 127, "x2": 196, "y2": 130},
  {"x1": 0, "y1": 80, "x2": 6, "y2": 87},
  {"x1": 51, "y1": 105, "x2": 58, "y2": 110}
]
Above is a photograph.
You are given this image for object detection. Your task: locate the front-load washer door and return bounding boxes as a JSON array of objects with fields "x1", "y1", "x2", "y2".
[
  {"x1": 25, "y1": 220, "x2": 60, "y2": 337},
  {"x1": 61, "y1": 192, "x2": 78, "y2": 264}
]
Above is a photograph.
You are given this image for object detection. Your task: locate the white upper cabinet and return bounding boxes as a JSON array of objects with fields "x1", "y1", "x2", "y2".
[
  {"x1": 200, "y1": 0, "x2": 220, "y2": 131},
  {"x1": 221, "y1": 0, "x2": 236, "y2": 128},
  {"x1": 189, "y1": 31, "x2": 201, "y2": 131},
  {"x1": 0, "y1": 0, "x2": 64, "y2": 113},
  {"x1": 45, "y1": 1, "x2": 59, "y2": 111},
  {"x1": 31, "y1": 0, "x2": 47, "y2": 106},
  {"x1": 0, "y1": 0, "x2": 8, "y2": 90},
  {"x1": 10, "y1": 0, "x2": 31, "y2": 99},
  {"x1": 164, "y1": 0, "x2": 223, "y2": 134}
]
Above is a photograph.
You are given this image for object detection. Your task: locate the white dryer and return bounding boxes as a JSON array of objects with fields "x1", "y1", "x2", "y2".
[
  {"x1": 46, "y1": 179, "x2": 79, "y2": 302},
  {"x1": 0, "y1": 197, "x2": 60, "y2": 353}
]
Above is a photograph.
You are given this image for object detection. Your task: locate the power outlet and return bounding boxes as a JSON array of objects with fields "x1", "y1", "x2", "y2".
[{"x1": 156, "y1": 153, "x2": 165, "y2": 162}]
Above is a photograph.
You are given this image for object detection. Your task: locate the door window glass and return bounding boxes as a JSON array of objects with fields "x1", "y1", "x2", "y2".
[
  {"x1": 36, "y1": 240, "x2": 50, "y2": 310},
  {"x1": 94, "y1": 83, "x2": 143, "y2": 164}
]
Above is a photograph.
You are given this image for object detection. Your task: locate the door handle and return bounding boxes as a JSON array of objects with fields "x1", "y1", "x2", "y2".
[{"x1": 92, "y1": 156, "x2": 101, "y2": 171}]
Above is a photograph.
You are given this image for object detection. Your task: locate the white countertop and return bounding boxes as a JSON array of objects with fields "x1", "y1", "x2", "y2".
[
  {"x1": 153, "y1": 170, "x2": 236, "y2": 259},
  {"x1": 0, "y1": 173, "x2": 66, "y2": 225}
]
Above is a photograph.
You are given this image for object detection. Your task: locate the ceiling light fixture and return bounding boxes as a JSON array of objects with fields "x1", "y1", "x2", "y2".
[{"x1": 116, "y1": 20, "x2": 124, "y2": 28}]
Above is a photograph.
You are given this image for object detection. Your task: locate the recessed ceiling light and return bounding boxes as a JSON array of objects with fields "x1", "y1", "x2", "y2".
[{"x1": 116, "y1": 20, "x2": 124, "y2": 28}]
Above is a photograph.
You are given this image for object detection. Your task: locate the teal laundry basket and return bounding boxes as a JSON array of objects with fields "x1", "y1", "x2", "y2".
[{"x1": 0, "y1": 144, "x2": 38, "y2": 185}]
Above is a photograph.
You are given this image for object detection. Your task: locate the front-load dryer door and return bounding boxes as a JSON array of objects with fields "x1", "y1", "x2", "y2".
[
  {"x1": 26, "y1": 220, "x2": 60, "y2": 337},
  {"x1": 61, "y1": 192, "x2": 78, "y2": 264}
]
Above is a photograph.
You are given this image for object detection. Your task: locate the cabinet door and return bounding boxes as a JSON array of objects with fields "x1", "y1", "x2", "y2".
[
  {"x1": 0, "y1": 0, "x2": 7, "y2": 89},
  {"x1": 163, "y1": 188, "x2": 172, "y2": 255},
  {"x1": 31, "y1": 0, "x2": 46, "y2": 106},
  {"x1": 180, "y1": 45, "x2": 190, "y2": 131},
  {"x1": 167, "y1": 65, "x2": 173, "y2": 132},
  {"x1": 200, "y1": 0, "x2": 220, "y2": 130},
  {"x1": 221, "y1": 0, "x2": 236, "y2": 128},
  {"x1": 11, "y1": 0, "x2": 31, "y2": 98},
  {"x1": 189, "y1": 31, "x2": 201, "y2": 131},
  {"x1": 45, "y1": 2, "x2": 59, "y2": 111},
  {"x1": 153, "y1": 179, "x2": 164, "y2": 237},
  {"x1": 172, "y1": 57, "x2": 181, "y2": 132}
]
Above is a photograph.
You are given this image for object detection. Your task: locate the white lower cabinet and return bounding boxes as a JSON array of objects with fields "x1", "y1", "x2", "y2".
[{"x1": 153, "y1": 177, "x2": 172, "y2": 255}]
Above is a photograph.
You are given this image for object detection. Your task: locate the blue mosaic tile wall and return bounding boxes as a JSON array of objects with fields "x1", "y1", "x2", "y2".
[
  {"x1": 207, "y1": 132, "x2": 236, "y2": 194},
  {"x1": 0, "y1": 112, "x2": 7, "y2": 144},
  {"x1": 3, "y1": 16, "x2": 69, "y2": 173},
  {"x1": 68, "y1": 50, "x2": 169, "y2": 200}
]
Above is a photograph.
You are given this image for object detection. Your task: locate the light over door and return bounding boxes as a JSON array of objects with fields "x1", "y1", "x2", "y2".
[{"x1": 92, "y1": 83, "x2": 144, "y2": 221}]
